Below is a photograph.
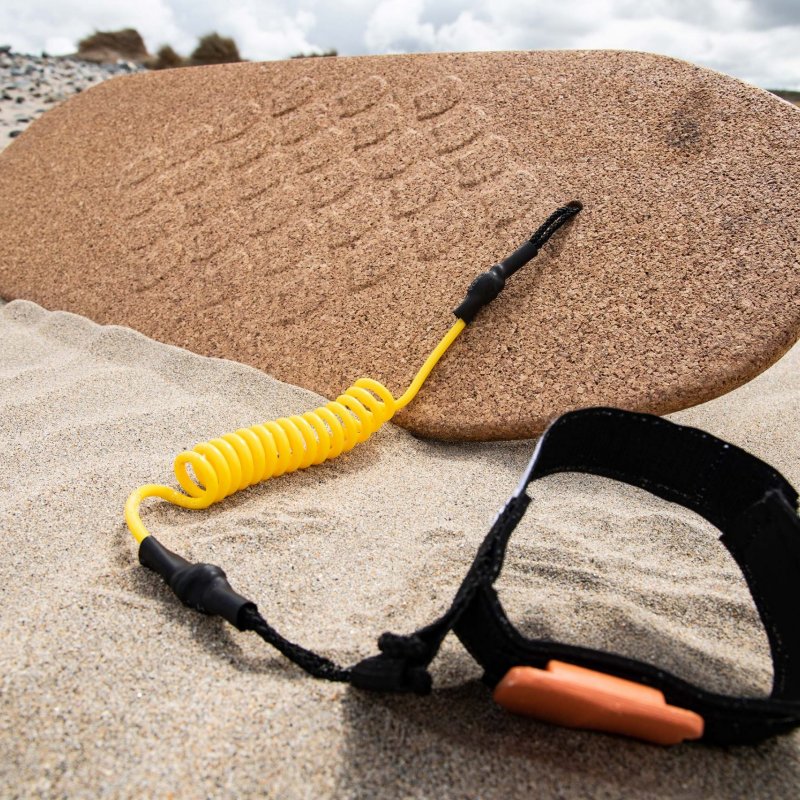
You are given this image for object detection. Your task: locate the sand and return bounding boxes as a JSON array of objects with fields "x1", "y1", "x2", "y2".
[
  {"x1": 1, "y1": 51, "x2": 799, "y2": 440},
  {"x1": 1, "y1": 298, "x2": 798, "y2": 798}
]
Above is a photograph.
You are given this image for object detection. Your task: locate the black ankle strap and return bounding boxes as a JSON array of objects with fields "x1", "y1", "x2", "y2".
[{"x1": 445, "y1": 409, "x2": 800, "y2": 744}]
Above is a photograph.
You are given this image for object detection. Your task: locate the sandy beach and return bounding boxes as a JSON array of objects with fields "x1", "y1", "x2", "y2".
[{"x1": 1, "y1": 298, "x2": 798, "y2": 798}]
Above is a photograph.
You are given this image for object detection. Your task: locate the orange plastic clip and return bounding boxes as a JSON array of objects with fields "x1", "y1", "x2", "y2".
[{"x1": 493, "y1": 660, "x2": 704, "y2": 745}]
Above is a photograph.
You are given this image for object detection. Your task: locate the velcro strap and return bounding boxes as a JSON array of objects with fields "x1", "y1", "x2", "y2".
[{"x1": 454, "y1": 407, "x2": 800, "y2": 744}]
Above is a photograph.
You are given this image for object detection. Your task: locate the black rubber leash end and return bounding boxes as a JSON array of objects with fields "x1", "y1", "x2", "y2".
[
  {"x1": 139, "y1": 535, "x2": 257, "y2": 630},
  {"x1": 453, "y1": 201, "x2": 582, "y2": 323}
]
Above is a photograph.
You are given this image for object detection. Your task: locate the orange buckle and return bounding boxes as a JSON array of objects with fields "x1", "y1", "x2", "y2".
[{"x1": 493, "y1": 660, "x2": 704, "y2": 745}]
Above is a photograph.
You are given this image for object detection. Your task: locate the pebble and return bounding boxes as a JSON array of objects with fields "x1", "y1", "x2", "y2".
[{"x1": 0, "y1": 49, "x2": 145, "y2": 152}]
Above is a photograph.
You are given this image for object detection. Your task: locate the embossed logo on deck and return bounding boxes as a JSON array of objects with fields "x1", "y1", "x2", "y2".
[{"x1": 115, "y1": 73, "x2": 525, "y2": 294}]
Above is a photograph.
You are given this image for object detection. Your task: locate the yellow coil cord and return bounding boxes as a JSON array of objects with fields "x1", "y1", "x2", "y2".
[{"x1": 125, "y1": 318, "x2": 466, "y2": 544}]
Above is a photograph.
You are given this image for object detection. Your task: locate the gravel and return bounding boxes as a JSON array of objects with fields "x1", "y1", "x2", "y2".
[{"x1": 0, "y1": 49, "x2": 144, "y2": 152}]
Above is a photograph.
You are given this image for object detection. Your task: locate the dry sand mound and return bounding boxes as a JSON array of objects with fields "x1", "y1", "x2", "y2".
[
  {"x1": 1, "y1": 300, "x2": 798, "y2": 797},
  {"x1": 1, "y1": 51, "x2": 798, "y2": 439}
]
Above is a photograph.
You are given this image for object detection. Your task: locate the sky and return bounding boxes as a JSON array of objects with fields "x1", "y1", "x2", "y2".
[{"x1": 2, "y1": 0, "x2": 800, "y2": 89}]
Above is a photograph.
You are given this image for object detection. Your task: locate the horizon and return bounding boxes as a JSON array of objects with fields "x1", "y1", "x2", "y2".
[{"x1": 2, "y1": 0, "x2": 800, "y2": 91}]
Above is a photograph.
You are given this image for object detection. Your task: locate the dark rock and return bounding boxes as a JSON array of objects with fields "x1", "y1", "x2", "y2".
[{"x1": 8, "y1": 130, "x2": 21, "y2": 138}]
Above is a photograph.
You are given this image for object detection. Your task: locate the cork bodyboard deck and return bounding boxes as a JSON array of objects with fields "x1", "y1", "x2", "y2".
[{"x1": 0, "y1": 51, "x2": 798, "y2": 440}]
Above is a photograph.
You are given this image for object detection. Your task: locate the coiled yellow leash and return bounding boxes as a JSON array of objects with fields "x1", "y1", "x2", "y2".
[
  {"x1": 125, "y1": 202, "x2": 581, "y2": 545},
  {"x1": 125, "y1": 319, "x2": 465, "y2": 543}
]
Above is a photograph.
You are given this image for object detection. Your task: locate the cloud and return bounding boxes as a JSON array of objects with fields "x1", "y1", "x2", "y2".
[
  {"x1": 2, "y1": 0, "x2": 188, "y2": 56},
  {"x1": 364, "y1": 0, "x2": 434, "y2": 53},
  {"x1": 1, "y1": 0, "x2": 799, "y2": 88},
  {"x1": 749, "y1": 0, "x2": 800, "y2": 28},
  {"x1": 357, "y1": 0, "x2": 800, "y2": 86},
  {"x1": 159, "y1": 0, "x2": 322, "y2": 57},
  {"x1": 570, "y1": 11, "x2": 800, "y2": 88}
]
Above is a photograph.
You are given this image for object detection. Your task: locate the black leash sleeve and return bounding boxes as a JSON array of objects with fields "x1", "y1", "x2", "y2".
[
  {"x1": 138, "y1": 537, "x2": 352, "y2": 681},
  {"x1": 453, "y1": 201, "x2": 581, "y2": 323},
  {"x1": 139, "y1": 536, "x2": 256, "y2": 629}
]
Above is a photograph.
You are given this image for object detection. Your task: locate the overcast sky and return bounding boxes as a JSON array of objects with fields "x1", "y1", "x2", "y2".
[{"x1": 3, "y1": 0, "x2": 799, "y2": 89}]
